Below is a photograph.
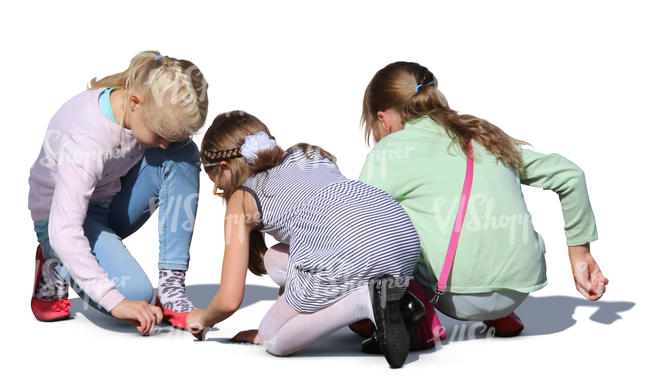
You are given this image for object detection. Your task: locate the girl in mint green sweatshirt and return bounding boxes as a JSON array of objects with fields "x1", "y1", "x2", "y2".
[{"x1": 358, "y1": 61, "x2": 608, "y2": 338}]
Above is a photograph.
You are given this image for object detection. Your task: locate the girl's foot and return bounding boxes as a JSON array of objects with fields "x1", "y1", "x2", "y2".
[
  {"x1": 483, "y1": 312, "x2": 524, "y2": 337},
  {"x1": 368, "y1": 275, "x2": 410, "y2": 368},
  {"x1": 405, "y1": 280, "x2": 446, "y2": 349},
  {"x1": 31, "y1": 246, "x2": 71, "y2": 322},
  {"x1": 157, "y1": 269, "x2": 195, "y2": 329}
]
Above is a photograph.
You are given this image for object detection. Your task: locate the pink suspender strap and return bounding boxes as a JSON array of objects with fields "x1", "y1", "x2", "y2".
[{"x1": 432, "y1": 141, "x2": 474, "y2": 304}]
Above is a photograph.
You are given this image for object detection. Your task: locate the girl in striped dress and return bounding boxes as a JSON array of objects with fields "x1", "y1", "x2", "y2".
[{"x1": 186, "y1": 111, "x2": 421, "y2": 367}]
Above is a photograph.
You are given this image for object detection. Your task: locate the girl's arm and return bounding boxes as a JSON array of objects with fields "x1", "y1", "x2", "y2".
[
  {"x1": 520, "y1": 148, "x2": 607, "y2": 300},
  {"x1": 48, "y1": 135, "x2": 126, "y2": 310},
  {"x1": 519, "y1": 148, "x2": 598, "y2": 246},
  {"x1": 49, "y1": 135, "x2": 162, "y2": 334},
  {"x1": 187, "y1": 189, "x2": 258, "y2": 337}
]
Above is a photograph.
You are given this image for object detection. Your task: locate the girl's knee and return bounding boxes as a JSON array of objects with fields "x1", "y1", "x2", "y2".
[
  {"x1": 258, "y1": 331, "x2": 292, "y2": 357},
  {"x1": 264, "y1": 243, "x2": 289, "y2": 286},
  {"x1": 119, "y1": 277, "x2": 155, "y2": 303},
  {"x1": 145, "y1": 139, "x2": 200, "y2": 168}
]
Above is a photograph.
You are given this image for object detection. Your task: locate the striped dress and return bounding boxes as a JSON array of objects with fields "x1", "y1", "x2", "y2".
[{"x1": 241, "y1": 148, "x2": 420, "y2": 313}]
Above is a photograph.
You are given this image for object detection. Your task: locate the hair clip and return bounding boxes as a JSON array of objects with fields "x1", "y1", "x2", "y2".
[{"x1": 414, "y1": 80, "x2": 437, "y2": 94}]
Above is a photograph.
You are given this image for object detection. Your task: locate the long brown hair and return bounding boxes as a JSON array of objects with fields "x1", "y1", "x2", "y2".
[
  {"x1": 200, "y1": 111, "x2": 336, "y2": 275},
  {"x1": 361, "y1": 61, "x2": 528, "y2": 172}
]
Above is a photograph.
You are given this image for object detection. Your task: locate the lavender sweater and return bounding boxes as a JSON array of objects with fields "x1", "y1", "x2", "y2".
[{"x1": 28, "y1": 88, "x2": 144, "y2": 311}]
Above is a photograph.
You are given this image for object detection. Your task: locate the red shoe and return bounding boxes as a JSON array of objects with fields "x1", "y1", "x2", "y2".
[
  {"x1": 349, "y1": 319, "x2": 375, "y2": 338},
  {"x1": 483, "y1": 312, "x2": 524, "y2": 337},
  {"x1": 31, "y1": 246, "x2": 71, "y2": 322},
  {"x1": 350, "y1": 281, "x2": 448, "y2": 350},
  {"x1": 156, "y1": 297, "x2": 189, "y2": 330},
  {"x1": 406, "y1": 281, "x2": 446, "y2": 350}
]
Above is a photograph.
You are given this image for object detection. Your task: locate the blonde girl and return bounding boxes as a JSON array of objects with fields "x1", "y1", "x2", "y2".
[{"x1": 29, "y1": 50, "x2": 208, "y2": 334}]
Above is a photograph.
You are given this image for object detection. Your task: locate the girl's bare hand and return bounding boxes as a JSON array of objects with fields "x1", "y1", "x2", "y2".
[
  {"x1": 110, "y1": 300, "x2": 163, "y2": 336},
  {"x1": 569, "y1": 243, "x2": 609, "y2": 301},
  {"x1": 187, "y1": 308, "x2": 210, "y2": 341},
  {"x1": 231, "y1": 329, "x2": 260, "y2": 344}
]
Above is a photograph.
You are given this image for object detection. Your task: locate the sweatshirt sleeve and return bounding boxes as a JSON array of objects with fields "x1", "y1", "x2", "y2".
[
  {"x1": 48, "y1": 135, "x2": 125, "y2": 312},
  {"x1": 519, "y1": 147, "x2": 598, "y2": 246}
]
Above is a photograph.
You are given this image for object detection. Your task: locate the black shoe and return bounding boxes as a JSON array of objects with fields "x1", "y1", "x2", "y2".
[
  {"x1": 400, "y1": 290, "x2": 426, "y2": 327},
  {"x1": 361, "y1": 334, "x2": 382, "y2": 354},
  {"x1": 368, "y1": 274, "x2": 410, "y2": 368},
  {"x1": 361, "y1": 290, "x2": 426, "y2": 355}
]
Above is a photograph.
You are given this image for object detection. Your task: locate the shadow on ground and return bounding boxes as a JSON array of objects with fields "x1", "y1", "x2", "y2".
[
  {"x1": 69, "y1": 283, "x2": 278, "y2": 334},
  {"x1": 70, "y1": 291, "x2": 634, "y2": 361},
  {"x1": 284, "y1": 295, "x2": 635, "y2": 361}
]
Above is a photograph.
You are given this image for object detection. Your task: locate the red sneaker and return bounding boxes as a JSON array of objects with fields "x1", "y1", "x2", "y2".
[
  {"x1": 483, "y1": 312, "x2": 524, "y2": 337},
  {"x1": 156, "y1": 297, "x2": 189, "y2": 330},
  {"x1": 31, "y1": 246, "x2": 71, "y2": 322}
]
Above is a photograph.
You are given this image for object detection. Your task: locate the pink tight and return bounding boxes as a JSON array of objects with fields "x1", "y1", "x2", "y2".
[{"x1": 258, "y1": 244, "x2": 375, "y2": 356}]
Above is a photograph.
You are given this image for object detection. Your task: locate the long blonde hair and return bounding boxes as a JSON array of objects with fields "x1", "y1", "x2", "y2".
[
  {"x1": 200, "y1": 110, "x2": 336, "y2": 276},
  {"x1": 89, "y1": 50, "x2": 209, "y2": 141},
  {"x1": 362, "y1": 61, "x2": 528, "y2": 172}
]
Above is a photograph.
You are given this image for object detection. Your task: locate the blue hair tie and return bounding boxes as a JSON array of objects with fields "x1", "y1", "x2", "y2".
[
  {"x1": 155, "y1": 55, "x2": 162, "y2": 61},
  {"x1": 414, "y1": 84, "x2": 423, "y2": 94}
]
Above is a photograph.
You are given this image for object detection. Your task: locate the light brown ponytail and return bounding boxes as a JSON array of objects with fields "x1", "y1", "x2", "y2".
[
  {"x1": 200, "y1": 111, "x2": 341, "y2": 276},
  {"x1": 362, "y1": 61, "x2": 529, "y2": 172}
]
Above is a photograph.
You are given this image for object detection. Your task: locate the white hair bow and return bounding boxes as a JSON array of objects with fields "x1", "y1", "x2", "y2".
[{"x1": 241, "y1": 131, "x2": 277, "y2": 164}]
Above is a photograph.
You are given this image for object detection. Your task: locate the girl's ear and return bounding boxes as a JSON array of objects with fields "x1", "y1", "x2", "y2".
[
  {"x1": 128, "y1": 93, "x2": 143, "y2": 111},
  {"x1": 376, "y1": 110, "x2": 390, "y2": 136},
  {"x1": 218, "y1": 160, "x2": 230, "y2": 176}
]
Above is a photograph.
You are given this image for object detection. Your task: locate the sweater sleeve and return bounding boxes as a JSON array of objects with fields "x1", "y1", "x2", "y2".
[
  {"x1": 519, "y1": 147, "x2": 598, "y2": 246},
  {"x1": 48, "y1": 135, "x2": 125, "y2": 312}
]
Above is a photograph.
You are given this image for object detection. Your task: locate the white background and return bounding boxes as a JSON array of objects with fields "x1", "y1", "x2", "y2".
[{"x1": 1, "y1": 0, "x2": 647, "y2": 384}]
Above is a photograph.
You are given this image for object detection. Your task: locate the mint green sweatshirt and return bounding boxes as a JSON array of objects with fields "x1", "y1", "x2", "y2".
[{"x1": 358, "y1": 116, "x2": 598, "y2": 294}]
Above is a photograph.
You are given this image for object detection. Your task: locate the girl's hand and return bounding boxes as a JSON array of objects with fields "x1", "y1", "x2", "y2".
[
  {"x1": 569, "y1": 243, "x2": 609, "y2": 301},
  {"x1": 110, "y1": 299, "x2": 163, "y2": 336},
  {"x1": 231, "y1": 329, "x2": 260, "y2": 344},
  {"x1": 187, "y1": 308, "x2": 211, "y2": 341}
]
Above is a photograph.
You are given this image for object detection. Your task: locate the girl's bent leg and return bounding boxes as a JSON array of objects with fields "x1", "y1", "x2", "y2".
[
  {"x1": 258, "y1": 286, "x2": 375, "y2": 356},
  {"x1": 414, "y1": 261, "x2": 527, "y2": 321},
  {"x1": 107, "y1": 139, "x2": 200, "y2": 271},
  {"x1": 264, "y1": 243, "x2": 289, "y2": 287},
  {"x1": 107, "y1": 139, "x2": 200, "y2": 315},
  {"x1": 60, "y1": 204, "x2": 154, "y2": 316}
]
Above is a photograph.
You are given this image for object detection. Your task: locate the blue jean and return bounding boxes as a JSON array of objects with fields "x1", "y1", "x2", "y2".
[{"x1": 34, "y1": 139, "x2": 200, "y2": 314}]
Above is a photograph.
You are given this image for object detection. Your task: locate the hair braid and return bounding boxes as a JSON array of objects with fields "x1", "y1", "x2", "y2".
[{"x1": 201, "y1": 147, "x2": 243, "y2": 164}]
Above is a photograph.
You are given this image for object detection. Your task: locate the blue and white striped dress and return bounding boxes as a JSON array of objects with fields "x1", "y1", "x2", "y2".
[{"x1": 241, "y1": 148, "x2": 420, "y2": 313}]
